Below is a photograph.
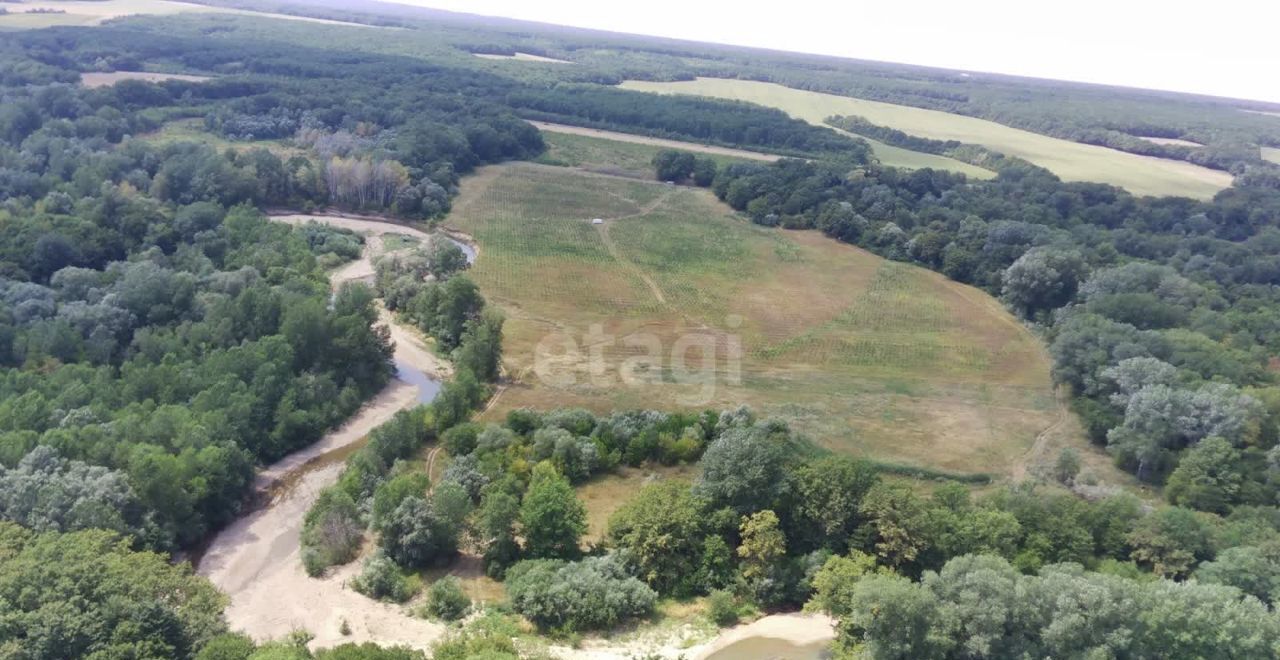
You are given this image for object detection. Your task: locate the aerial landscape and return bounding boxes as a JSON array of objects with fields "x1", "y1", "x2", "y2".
[{"x1": 1, "y1": 0, "x2": 1279, "y2": 658}]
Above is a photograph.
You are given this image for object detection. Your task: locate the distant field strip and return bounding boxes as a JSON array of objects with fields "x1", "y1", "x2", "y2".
[
  {"x1": 448, "y1": 162, "x2": 1061, "y2": 476},
  {"x1": 531, "y1": 121, "x2": 781, "y2": 162},
  {"x1": 0, "y1": 0, "x2": 389, "y2": 29},
  {"x1": 621, "y1": 78, "x2": 1234, "y2": 199},
  {"x1": 80, "y1": 71, "x2": 211, "y2": 87},
  {"x1": 474, "y1": 52, "x2": 572, "y2": 64},
  {"x1": 1263, "y1": 147, "x2": 1280, "y2": 165}
]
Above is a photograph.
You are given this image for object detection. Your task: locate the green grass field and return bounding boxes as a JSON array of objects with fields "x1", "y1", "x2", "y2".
[
  {"x1": 1263, "y1": 147, "x2": 1280, "y2": 165},
  {"x1": 536, "y1": 131, "x2": 761, "y2": 178},
  {"x1": 855, "y1": 135, "x2": 995, "y2": 178},
  {"x1": 621, "y1": 78, "x2": 1234, "y2": 199},
  {"x1": 449, "y1": 162, "x2": 1064, "y2": 478},
  {"x1": 138, "y1": 118, "x2": 305, "y2": 158}
]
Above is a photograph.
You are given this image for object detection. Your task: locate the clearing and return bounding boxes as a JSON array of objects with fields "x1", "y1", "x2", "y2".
[
  {"x1": 474, "y1": 51, "x2": 572, "y2": 64},
  {"x1": 447, "y1": 161, "x2": 1068, "y2": 477},
  {"x1": 0, "y1": 0, "x2": 388, "y2": 29},
  {"x1": 1262, "y1": 147, "x2": 1280, "y2": 165},
  {"x1": 533, "y1": 121, "x2": 781, "y2": 163},
  {"x1": 80, "y1": 70, "x2": 210, "y2": 87},
  {"x1": 620, "y1": 78, "x2": 1234, "y2": 199},
  {"x1": 1137, "y1": 136, "x2": 1204, "y2": 147},
  {"x1": 137, "y1": 117, "x2": 306, "y2": 158}
]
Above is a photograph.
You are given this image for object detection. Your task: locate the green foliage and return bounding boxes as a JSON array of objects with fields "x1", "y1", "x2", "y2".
[
  {"x1": 301, "y1": 488, "x2": 363, "y2": 576},
  {"x1": 788, "y1": 456, "x2": 880, "y2": 553},
  {"x1": 519, "y1": 462, "x2": 586, "y2": 560},
  {"x1": 371, "y1": 471, "x2": 431, "y2": 529},
  {"x1": 0, "y1": 523, "x2": 227, "y2": 659},
  {"x1": 504, "y1": 556, "x2": 657, "y2": 632},
  {"x1": 196, "y1": 633, "x2": 256, "y2": 660},
  {"x1": 351, "y1": 552, "x2": 418, "y2": 603},
  {"x1": 1196, "y1": 543, "x2": 1280, "y2": 603},
  {"x1": 706, "y1": 589, "x2": 739, "y2": 627},
  {"x1": 430, "y1": 612, "x2": 524, "y2": 660},
  {"x1": 737, "y1": 510, "x2": 786, "y2": 582},
  {"x1": 694, "y1": 424, "x2": 791, "y2": 514},
  {"x1": 423, "y1": 576, "x2": 471, "y2": 622},
  {"x1": 816, "y1": 554, "x2": 1280, "y2": 660},
  {"x1": 377, "y1": 482, "x2": 472, "y2": 569},
  {"x1": 606, "y1": 480, "x2": 711, "y2": 596},
  {"x1": 1126, "y1": 507, "x2": 1216, "y2": 579}
]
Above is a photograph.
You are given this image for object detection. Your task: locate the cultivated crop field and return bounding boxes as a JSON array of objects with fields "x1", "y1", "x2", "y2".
[
  {"x1": 449, "y1": 162, "x2": 1063, "y2": 477},
  {"x1": 620, "y1": 78, "x2": 1235, "y2": 199}
]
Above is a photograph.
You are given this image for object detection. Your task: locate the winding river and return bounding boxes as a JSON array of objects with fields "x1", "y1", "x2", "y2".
[
  {"x1": 195, "y1": 214, "x2": 469, "y2": 649},
  {"x1": 196, "y1": 211, "x2": 833, "y2": 656}
]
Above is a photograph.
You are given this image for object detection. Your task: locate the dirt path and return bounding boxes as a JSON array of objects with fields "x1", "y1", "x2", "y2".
[
  {"x1": 196, "y1": 214, "x2": 466, "y2": 650},
  {"x1": 592, "y1": 190, "x2": 676, "y2": 306},
  {"x1": 529, "y1": 121, "x2": 783, "y2": 162},
  {"x1": 1010, "y1": 392, "x2": 1071, "y2": 482}
]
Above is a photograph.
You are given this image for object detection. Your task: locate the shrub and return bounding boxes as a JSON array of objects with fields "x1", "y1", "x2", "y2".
[
  {"x1": 301, "y1": 488, "x2": 364, "y2": 577},
  {"x1": 706, "y1": 589, "x2": 739, "y2": 627},
  {"x1": 352, "y1": 552, "x2": 418, "y2": 603},
  {"x1": 424, "y1": 577, "x2": 471, "y2": 622},
  {"x1": 504, "y1": 556, "x2": 656, "y2": 632}
]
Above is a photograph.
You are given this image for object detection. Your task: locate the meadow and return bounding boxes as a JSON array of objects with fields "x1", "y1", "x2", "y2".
[
  {"x1": 448, "y1": 161, "x2": 1065, "y2": 478},
  {"x1": 535, "y1": 129, "x2": 767, "y2": 178},
  {"x1": 137, "y1": 117, "x2": 305, "y2": 157},
  {"x1": 620, "y1": 78, "x2": 1235, "y2": 199},
  {"x1": 1263, "y1": 146, "x2": 1280, "y2": 165}
]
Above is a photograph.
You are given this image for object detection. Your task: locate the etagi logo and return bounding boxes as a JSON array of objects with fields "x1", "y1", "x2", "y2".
[{"x1": 532, "y1": 316, "x2": 744, "y2": 406}]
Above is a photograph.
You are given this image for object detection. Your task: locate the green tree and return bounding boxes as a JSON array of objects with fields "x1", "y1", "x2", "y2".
[
  {"x1": 606, "y1": 480, "x2": 710, "y2": 595},
  {"x1": 1164, "y1": 437, "x2": 1246, "y2": 513},
  {"x1": 788, "y1": 455, "x2": 879, "y2": 553},
  {"x1": 1127, "y1": 507, "x2": 1216, "y2": 579},
  {"x1": 0, "y1": 523, "x2": 227, "y2": 659},
  {"x1": 520, "y1": 462, "x2": 586, "y2": 559},
  {"x1": 737, "y1": 510, "x2": 786, "y2": 582}
]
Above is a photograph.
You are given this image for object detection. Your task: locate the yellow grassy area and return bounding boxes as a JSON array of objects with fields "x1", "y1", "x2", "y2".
[
  {"x1": 620, "y1": 78, "x2": 1233, "y2": 199},
  {"x1": 449, "y1": 162, "x2": 1063, "y2": 477}
]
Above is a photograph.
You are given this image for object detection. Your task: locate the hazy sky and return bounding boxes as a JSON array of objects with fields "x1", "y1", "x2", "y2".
[{"x1": 401, "y1": 0, "x2": 1280, "y2": 103}]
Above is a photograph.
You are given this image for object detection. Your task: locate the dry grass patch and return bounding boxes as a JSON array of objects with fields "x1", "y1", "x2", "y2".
[
  {"x1": 577, "y1": 464, "x2": 699, "y2": 542},
  {"x1": 448, "y1": 162, "x2": 1066, "y2": 478}
]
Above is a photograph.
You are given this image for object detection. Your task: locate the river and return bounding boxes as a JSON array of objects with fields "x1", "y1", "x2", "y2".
[{"x1": 194, "y1": 214, "x2": 469, "y2": 649}]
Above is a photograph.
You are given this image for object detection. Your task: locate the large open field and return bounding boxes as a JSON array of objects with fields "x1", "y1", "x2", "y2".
[
  {"x1": 1263, "y1": 147, "x2": 1280, "y2": 165},
  {"x1": 620, "y1": 78, "x2": 1234, "y2": 199},
  {"x1": 448, "y1": 162, "x2": 1065, "y2": 477}
]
